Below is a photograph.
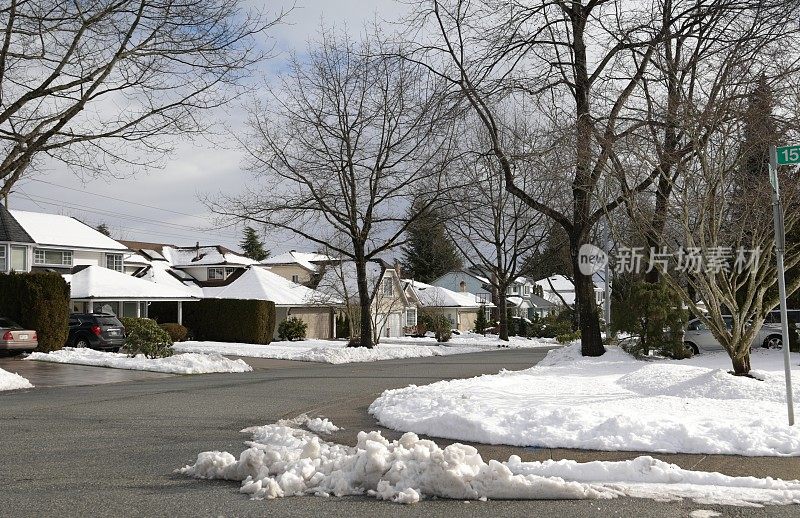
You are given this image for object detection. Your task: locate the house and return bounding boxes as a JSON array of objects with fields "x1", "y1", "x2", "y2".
[
  {"x1": 403, "y1": 279, "x2": 494, "y2": 332},
  {"x1": 0, "y1": 207, "x2": 198, "y2": 319},
  {"x1": 431, "y1": 268, "x2": 550, "y2": 320},
  {"x1": 203, "y1": 266, "x2": 337, "y2": 340},
  {"x1": 161, "y1": 244, "x2": 258, "y2": 284},
  {"x1": 261, "y1": 250, "x2": 337, "y2": 286},
  {"x1": 316, "y1": 260, "x2": 416, "y2": 339},
  {"x1": 536, "y1": 274, "x2": 606, "y2": 307}
]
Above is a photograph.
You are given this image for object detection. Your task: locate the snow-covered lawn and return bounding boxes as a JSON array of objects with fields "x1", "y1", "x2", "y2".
[
  {"x1": 0, "y1": 367, "x2": 33, "y2": 391},
  {"x1": 179, "y1": 418, "x2": 800, "y2": 506},
  {"x1": 369, "y1": 343, "x2": 800, "y2": 457},
  {"x1": 26, "y1": 348, "x2": 252, "y2": 374},
  {"x1": 173, "y1": 333, "x2": 556, "y2": 364}
]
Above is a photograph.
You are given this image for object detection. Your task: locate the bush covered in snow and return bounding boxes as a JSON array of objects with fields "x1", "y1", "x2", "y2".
[
  {"x1": 160, "y1": 322, "x2": 188, "y2": 342},
  {"x1": 121, "y1": 317, "x2": 173, "y2": 358},
  {"x1": 278, "y1": 317, "x2": 307, "y2": 341}
]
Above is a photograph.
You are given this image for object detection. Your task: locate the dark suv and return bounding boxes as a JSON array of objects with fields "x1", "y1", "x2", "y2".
[{"x1": 67, "y1": 313, "x2": 126, "y2": 352}]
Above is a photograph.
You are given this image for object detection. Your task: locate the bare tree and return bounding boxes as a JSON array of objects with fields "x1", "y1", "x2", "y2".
[
  {"x1": 213, "y1": 30, "x2": 456, "y2": 347},
  {"x1": 444, "y1": 128, "x2": 548, "y2": 341},
  {"x1": 0, "y1": 0, "x2": 284, "y2": 195}
]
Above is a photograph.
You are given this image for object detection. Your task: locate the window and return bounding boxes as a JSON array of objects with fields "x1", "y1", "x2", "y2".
[
  {"x1": 476, "y1": 292, "x2": 489, "y2": 304},
  {"x1": 33, "y1": 249, "x2": 72, "y2": 266},
  {"x1": 382, "y1": 277, "x2": 394, "y2": 296},
  {"x1": 523, "y1": 285, "x2": 531, "y2": 296},
  {"x1": 208, "y1": 267, "x2": 236, "y2": 280},
  {"x1": 291, "y1": 274, "x2": 300, "y2": 283},
  {"x1": 406, "y1": 308, "x2": 417, "y2": 327},
  {"x1": 106, "y1": 254, "x2": 123, "y2": 272},
  {"x1": 0, "y1": 245, "x2": 5, "y2": 272},
  {"x1": 11, "y1": 246, "x2": 28, "y2": 270}
]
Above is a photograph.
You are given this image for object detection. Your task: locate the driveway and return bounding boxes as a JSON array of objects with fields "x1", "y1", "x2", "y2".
[{"x1": 1, "y1": 348, "x2": 796, "y2": 517}]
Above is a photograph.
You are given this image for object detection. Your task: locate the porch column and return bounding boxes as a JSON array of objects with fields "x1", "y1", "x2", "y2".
[
  {"x1": 87, "y1": 300, "x2": 94, "y2": 313},
  {"x1": 135, "y1": 302, "x2": 141, "y2": 318},
  {"x1": 177, "y1": 301, "x2": 183, "y2": 325}
]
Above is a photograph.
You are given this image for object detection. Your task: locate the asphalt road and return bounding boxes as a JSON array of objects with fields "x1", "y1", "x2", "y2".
[{"x1": 0, "y1": 348, "x2": 796, "y2": 517}]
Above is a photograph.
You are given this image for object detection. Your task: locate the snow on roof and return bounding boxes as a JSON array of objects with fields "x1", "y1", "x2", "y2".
[
  {"x1": 67, "y1": 266, "x2": 199, "y2": 300},
  {"x1": 262, "y1": 251, "x2": 334, "y2": 272},
  {"x1": 136, "y1": 261, "x2": 204, "y2": 298},
  {"x1": 9, "y1": 210, "x2": 128, "y2": 250},
  {"x1": 203, "y1": 266, "x2": 335, "y2": 306},
  {"x1": 163, "y1": 245, "x2": 258, "y2": 267},
  {"x1": 405, "y1": 279, "x2": 492, "y2": 308},
  {"x1": 316, "y1": 260, "x2": 386, "y2": 301}
]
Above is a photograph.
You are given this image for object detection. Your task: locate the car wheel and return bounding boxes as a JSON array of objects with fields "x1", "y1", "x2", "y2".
[
  {"x1": 683, "y1": 341, "x2": 699, "y2": 356},
  {"x1": 74, "y1": 338, "x2": 91, "y2": 348},
  {"x1": 763, "y1": 335, "x2": 783, "y2": 349}
]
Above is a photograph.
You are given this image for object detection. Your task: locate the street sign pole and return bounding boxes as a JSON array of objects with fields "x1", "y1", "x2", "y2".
[
  {"x1": 603, "y1": 222, "x2": 611, "y2": 338},
  {"x1": 770, "y1": 144, "x2": 795, "y2": 426}
]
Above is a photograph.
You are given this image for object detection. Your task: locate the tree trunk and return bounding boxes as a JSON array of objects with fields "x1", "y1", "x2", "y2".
[
  {"x1": 571, "y1": 241, "x2": 605, "y2": 356},
  {"x1": 498, "y1": 289, "x2": 509, "y2": 341},
  {"x1": 353, "y1": 248, "x2": 374, "y2": 349},
  {"x1": 731, "y1": 351, "x2": 752, "y2": 375}
]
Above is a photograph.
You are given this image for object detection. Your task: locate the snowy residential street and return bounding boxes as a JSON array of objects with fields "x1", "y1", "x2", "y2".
[{"x1": 2, "y1": 347, "x2": 799, "y2": 517}]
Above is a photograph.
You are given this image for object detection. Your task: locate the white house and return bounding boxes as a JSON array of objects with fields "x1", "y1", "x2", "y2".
[
  {"x1": 316, "y1": 260, "x2": 416, "y2": 339},
  {"x1": 261, "y1": 250, "x2": 337, "y2": 286},
  {"x1": 403, "y1": 279, "x2": 494, "y2": 332},
  {"x1": 536, "y1": 274, "x2": 606, "y2": 307}
]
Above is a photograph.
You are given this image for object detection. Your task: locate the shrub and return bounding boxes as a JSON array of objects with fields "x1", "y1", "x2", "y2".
[
  {"x1": 160, "y1": 323, "x2": 188, "y2": 342},
  {"x1": 278, "y1": 317, "x2": 308, "y2": 341},
  {"x1": 121, "y1": 317, "x2": 173, "y2": 358},
  {"x1": 556, "y1": 330, "x2": 581, "y2": 344},
  {"x1": 474, "y1": 306, "x2": 488, "y2": 335},
  {"x1": 150, "y1": 299, "x2": 276, "y2": 344},
  {"x1": 0, "y1": 272, "x2": 69, "y2": 352},
  {"x1": 419, "y1": 312, "x2": 452, "y2": 343},
  {"x1": 335, "y1": 313, "x2": 350, "y2": 339}
]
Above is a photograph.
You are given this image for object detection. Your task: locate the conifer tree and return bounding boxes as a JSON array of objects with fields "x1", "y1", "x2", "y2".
[
  {"x1": 96, "y1": 223, "x2": 111, "y2": 237},
  {"x1": 240, "y1": 226, "x2": 269, "y2": 261},
  {"x1": 401, "y1": 199, "x2": 462, "y2": 283}
]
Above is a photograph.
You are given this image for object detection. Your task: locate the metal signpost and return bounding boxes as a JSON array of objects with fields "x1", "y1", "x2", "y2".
[{"x1": 770, "y1": 144, "x2": 796, "y2": 426}]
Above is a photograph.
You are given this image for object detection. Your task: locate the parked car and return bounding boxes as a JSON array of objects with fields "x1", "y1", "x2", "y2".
[
  {"x1": 0, "y1": 318, "x2": 37, "y2": 353},
  {"x1": 67, "y1": 313, "x2": 126, "y2": 352},
  {"x1": 683, "y1": 316, "x2": 782, "y2": 354}
]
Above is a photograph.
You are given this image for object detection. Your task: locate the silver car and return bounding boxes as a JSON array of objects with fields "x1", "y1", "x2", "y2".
[{"x1": 683, "y1": 316, "x2": 782, "y2": 354}]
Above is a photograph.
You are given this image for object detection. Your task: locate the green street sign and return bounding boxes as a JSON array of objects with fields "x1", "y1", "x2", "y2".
[{"x1": 777, "y1": 145, "x2": 800, "y2": 165}]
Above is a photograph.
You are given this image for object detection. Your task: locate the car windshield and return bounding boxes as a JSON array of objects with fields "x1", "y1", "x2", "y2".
[
  {"x1": 95, "y1": 317, "x2": 122, "y2": 326},
  {"x1": 0, "y1": 318, "x2": 21, "y2": 328}
]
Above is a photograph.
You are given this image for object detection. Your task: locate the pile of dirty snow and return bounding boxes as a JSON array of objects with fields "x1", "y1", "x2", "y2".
[
  {"x1": 26, "y1": 348, "x2": 251, "y2": 374},
  {"x1": 369, "y1": 343, "x2": 800, "y2": 456},
  {"x1": 173, "y1": 335, "x2": 555, "y2": 364},
  {"x1": 179, "y1": 419, "x2": 800, "y2": 506},
  {"x1": 0, "y1": 367, "x2": 33, "y2": 391}
]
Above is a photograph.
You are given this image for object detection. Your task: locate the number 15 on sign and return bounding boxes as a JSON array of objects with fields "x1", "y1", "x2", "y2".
[{"x1": 777, "y1": 145, "x2": 800, "y2": 165}]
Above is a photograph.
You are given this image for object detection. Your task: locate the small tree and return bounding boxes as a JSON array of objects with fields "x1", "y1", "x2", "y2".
[
  {"x1": 240, "y1": 226, "x2": 269, "y2": 261},
  {"x1": 96, "y1": 223, "x2": 111, "y2": 237},
  {"x1": 474, "y1": 306, "x2": 488, "y2": 335},
  {"x1": 278, "y1": 317, "x2": 307, "y2": 341}
]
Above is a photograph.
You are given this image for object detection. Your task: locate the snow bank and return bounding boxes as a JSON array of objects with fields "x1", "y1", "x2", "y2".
[
  {"x1": 26, "y1": 348, "x2": 252, "y2": 374},
  {"x1": 369, "y1": 343, "x2": 800, "y2": 456},
  {"x1": 0, "y1": 367, "x2": 33, "y2": 391},
  {"x1": 174, "y1": 334, "x2": 555, "y2": 364},
  {"x1": 179, "y1": 421, "x2": 800, "y2": 506}
]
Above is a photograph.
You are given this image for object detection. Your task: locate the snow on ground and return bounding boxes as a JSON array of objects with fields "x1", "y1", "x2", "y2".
[
  {"x1": 369, "y1": 343, "x2": 800, "y2": 457},
  {"x1": 173, "y1": 333, "x2": 556, "y2": 364},
  {"x1": 26, "y1": 348, "x2": 252, "y2": 374},
  {"x1": 178, "y1": 419, "x2": 800, "y2": 506},
  {"x1": 0, "y1": 367, "x2": 33, "y2": 391}
]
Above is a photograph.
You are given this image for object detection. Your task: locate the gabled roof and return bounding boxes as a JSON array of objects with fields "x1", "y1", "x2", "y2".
[
  {"x1": 0, "y1": 204, "x2": 34, "y2": 243},
  {"x1": 261, "y1": 250, "x2": 335, "y2": 272},
  {"x1": 404, "y1": 279, "x2": 494, "y2": 308},
  {"x1": 163, "y1": 245, "x2": 258, "y2": 267},
  {"x1": 315, "y1": 260, "x2": 386, "y2": 301},
  {"x1": 118, "y1": 240, "x2": 175, "y2": 256},
  {"x1": 9, "y1": 209, "x2": 128, "y2": 250},
  {"x1": 67, "y1": 265, "x2": 199, "y2": 300},
  {"x1": 203, "y1": 266, "x2": 334, "y2": 306}
]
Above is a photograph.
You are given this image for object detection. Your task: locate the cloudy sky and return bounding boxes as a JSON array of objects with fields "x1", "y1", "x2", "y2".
[{"x1": 11, "y1": 0, "x2": 408, "y2": 253}]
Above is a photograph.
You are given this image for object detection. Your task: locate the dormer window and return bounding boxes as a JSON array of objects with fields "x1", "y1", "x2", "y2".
[
  {"x1": 33, "y1": 249, "x2": 72, "y2": 266},
  {"x1": 106, "y1": 254, "x2": 123, "y2": 272},
  {"x1": 382, "y1": 277, "x2": 394, "y2": 296},
  {"x1": 208, "y1": 267, "x2": 236, "y2": 280}
]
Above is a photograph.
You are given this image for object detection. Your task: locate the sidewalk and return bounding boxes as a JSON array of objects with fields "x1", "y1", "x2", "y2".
[{"x1": 304, "y1": 393, "x2": 800, "y2": 481}]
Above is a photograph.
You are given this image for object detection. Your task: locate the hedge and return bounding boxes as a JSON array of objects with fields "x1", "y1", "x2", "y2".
[
  {"x1": 149, "y1": 299, "x2": 276, "y2": 344},
  {"x1": 120, "y1": 317, "x2": 173, "y2": 358},
  {"x1": 0, "y1": 272, "x2": 70, "y2": 352}
]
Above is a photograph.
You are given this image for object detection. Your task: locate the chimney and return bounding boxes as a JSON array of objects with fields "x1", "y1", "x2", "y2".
[
  {"x1": 394, "y1": 259, "x2": 401, "y2": 278},
  {"x1": 195, "y1": 241, "x2": 200, "y2": 260}
]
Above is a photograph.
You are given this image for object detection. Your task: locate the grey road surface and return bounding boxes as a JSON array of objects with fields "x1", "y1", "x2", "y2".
[{"x1": 0, "y1": 348, "x2": 795, "y2": 517}]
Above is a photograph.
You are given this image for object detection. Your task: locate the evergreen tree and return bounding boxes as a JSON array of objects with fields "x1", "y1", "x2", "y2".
[
  {"x1": 400, "y1": 199, "x2": 462, "y2": 282},
  {"x1": 240, "y1": 226, "x2": 269, "y2": 261},
  {"x1": 474, "y1": 305, "x2": 488, "y2": 335},
  {"x1": 95, "y1": 223, "x2": 111, "y2": 237}
]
